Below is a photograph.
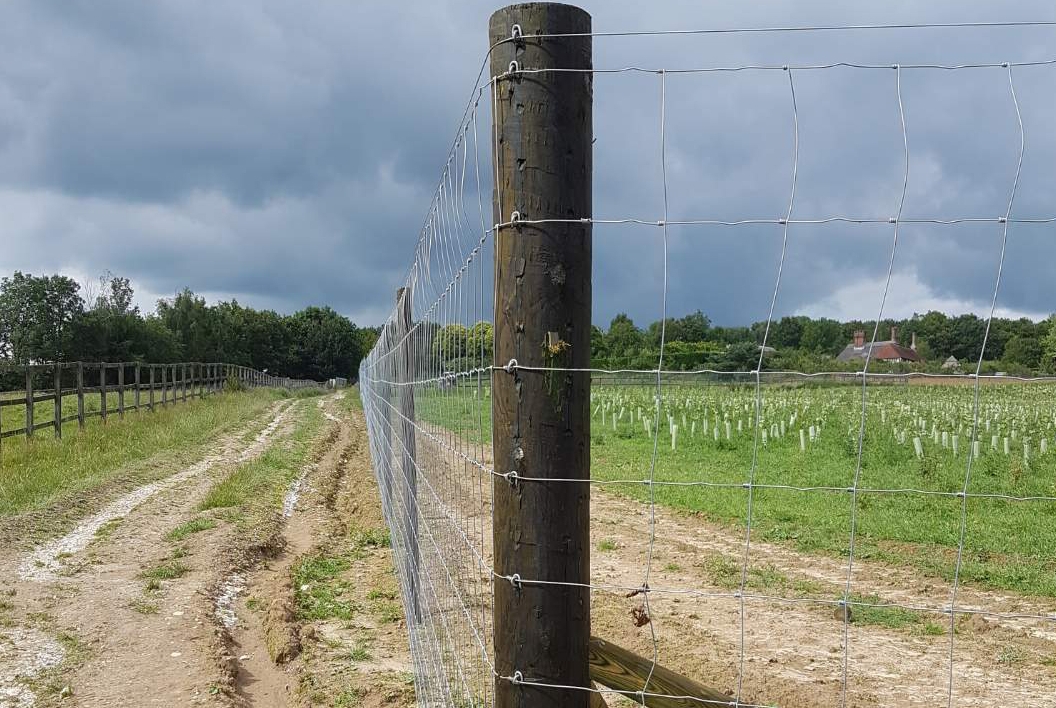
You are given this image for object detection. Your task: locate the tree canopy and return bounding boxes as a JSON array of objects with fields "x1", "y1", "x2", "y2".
[{"x1": 0, "y1": 272, "x2": 364, "y2": 382}]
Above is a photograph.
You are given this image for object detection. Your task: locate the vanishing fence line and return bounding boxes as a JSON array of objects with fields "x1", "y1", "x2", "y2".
[{"x1": 0, "y1": 361, "x2": 321, "y2": 443}]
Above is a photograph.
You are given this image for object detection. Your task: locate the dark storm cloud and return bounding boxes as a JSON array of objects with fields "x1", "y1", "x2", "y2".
[{"x1": 2, "y1": 0, "x2": 1055, "y2": 327}]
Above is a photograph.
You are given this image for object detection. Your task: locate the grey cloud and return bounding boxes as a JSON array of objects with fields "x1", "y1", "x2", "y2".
[{"x1": 2, "y1": 0, "x2": 1056, "y2": 329}]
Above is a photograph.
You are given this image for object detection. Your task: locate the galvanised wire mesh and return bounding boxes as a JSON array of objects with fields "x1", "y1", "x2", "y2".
[{"x1": 360, "y1": 15, "x2": 1056, "y2": 708}]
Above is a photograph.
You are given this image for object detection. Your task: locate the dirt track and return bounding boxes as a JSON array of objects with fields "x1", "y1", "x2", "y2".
[{"x1": 0, "y1": 395, "x2": 411, "y2": 708}]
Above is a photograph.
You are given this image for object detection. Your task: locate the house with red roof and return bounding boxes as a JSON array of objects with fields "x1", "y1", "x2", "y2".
[{"x1": 836, "y1": 327, "x2": 922, "y2": 364}]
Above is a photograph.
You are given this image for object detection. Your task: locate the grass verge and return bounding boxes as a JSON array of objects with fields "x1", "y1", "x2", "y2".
[
  {"x1": 198, "y1": 401, "x2": 324, "y2": 517},
  {"x1": 0, "y1": 389, "x2": 291, "y2": 517}
]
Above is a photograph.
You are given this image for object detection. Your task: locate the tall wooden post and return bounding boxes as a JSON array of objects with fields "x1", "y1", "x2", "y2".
[
  {"x1": 489, "y1": 5, "x2": 593, "y2": 708},
  {"x1": 100, "y1": 365, "x2": 108, "y2": 423},
  {"x1": 77, "y1": 362, "x2": 85, "y2": 429},
  {"x1": 134, "y1": 364, "x2": 141, "y2": 411},
  {"x1": 395, "y1": 287, "x2": 419, "y2": 621},
  {"x1": 149, "y1": 366, "x2": 155, "y2": 411},
  {"x1": 117, "y1": 365, "x2": 125, "y2": 418},
  {"x1": 161, "y1": 365, "x2": 168, "y2": 406},
  {"x1": 25, "y1": 367, "x2": 34, "y2": 438},
  {"x1": 53, "y1": 365, "x2": 62, "y2": 439}
]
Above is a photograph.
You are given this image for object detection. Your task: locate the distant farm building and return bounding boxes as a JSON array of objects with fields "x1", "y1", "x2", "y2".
[
  {"x1": 941, "y1": 356, "x2": 961, "y2": 371},
  {"x1": 836, "y1": 327, "x2": 922, "y2": 364}
]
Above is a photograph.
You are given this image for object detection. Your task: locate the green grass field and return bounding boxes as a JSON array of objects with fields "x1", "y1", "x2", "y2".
[
  {"x1": 411, "y1": 380, "x2": 1056, "y2": 597},
  {"x1": 1, "y1": 386, "x2": 202, "y2": 438},
  {"x1": 199, "y1": 398, "x2": 324, "y2": 515},
  {"x1": 0, "y1": 388, "x2": 300, "y2": 517}
]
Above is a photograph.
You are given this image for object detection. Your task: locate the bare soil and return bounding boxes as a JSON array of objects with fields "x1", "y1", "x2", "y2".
[{"x1": 0, "y1": 395, "x2": 413, "y2": 708}]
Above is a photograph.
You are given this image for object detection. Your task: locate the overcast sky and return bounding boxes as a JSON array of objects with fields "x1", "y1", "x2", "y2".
[{"x1": 3, "y1": 1, "x2": 1055, "y2": 328}]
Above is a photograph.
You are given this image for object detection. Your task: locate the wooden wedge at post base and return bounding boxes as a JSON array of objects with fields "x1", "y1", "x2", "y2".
[{"x1": 588, "y1": 636, "x2": 734, "y2": 708}]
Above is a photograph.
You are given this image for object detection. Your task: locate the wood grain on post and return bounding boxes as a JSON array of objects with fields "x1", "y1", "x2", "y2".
[
  {"x1": 395, "y1": 287, "x2": 419, "y2": 621},
  {"x1": 489, "y1": 5, "x2": 593, "y2": 708}
]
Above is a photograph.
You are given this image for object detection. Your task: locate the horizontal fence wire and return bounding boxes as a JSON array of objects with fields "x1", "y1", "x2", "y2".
[{"x1": 361, "y1": 18, "x2": 1056, "y2": 708}]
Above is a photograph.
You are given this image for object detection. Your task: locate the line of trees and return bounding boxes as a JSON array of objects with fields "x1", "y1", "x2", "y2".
[
  {"x1": 7, "y1": 269, "x2": 1053, "y2": 382},
  {"x1": 0, "y1": 271, "x2": 380, "y2": 383},
  {"x1": 590, "y1": 310, "x2": 1056, "y2": 375}
]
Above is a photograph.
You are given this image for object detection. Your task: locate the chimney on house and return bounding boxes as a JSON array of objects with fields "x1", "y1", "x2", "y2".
[
  {"x1": 854, "y1": 330, "x2": 865, "y2": 348},
  {"x1": 911, "y1": 331, "x2": 917, "y2": 351},
  {"x1": 890, "y1": 325, "x2": 899, "y2": 343}
]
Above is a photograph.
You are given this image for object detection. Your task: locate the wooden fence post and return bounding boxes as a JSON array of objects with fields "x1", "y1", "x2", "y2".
[
  {"x1": 77, "y1": 362, "x2": 85, "y2": 429},
  {"x1": 395, "y1": 287, "x2": 419, "y2": 621},
  {"x1": 149, "y1": 366, "x2": 155, "y2": 411},
  {"x1": 134, "y1": 364, "x2": 141, "y2": 411},
  {"x1": 489, "y1": 5, "x2": 594, "y2": 708},
  {"x1": 117, "y1": 365, "x2": 125, "y2": 418},
  {"x1": 161, "y1": 365, "x2": 168, "y2": 406},
  {"x1": 100, "y1": 365, "x2": 108, "y2": 424},
  {"x1": 25, "y1": 367, "x2": 34, "y2": 439},
  {"x1": 53, "y1": 364, "x2": 62, "y2": 439}
]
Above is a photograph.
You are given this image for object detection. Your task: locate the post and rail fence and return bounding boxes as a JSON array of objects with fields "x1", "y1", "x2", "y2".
[{"x1": 0, "y1": 361, "x2": 323, "y2": 443}]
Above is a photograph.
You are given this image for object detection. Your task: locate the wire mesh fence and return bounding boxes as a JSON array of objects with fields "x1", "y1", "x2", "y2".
[{"x1": 360, "y1": 7, "x2": 1056, "y2": 708}]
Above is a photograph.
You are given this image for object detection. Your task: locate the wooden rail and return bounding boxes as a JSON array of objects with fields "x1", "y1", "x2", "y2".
[
  {"x1": 588, "y1": 636, "x2": 733, "y2": 708},
  {"x1": 0, "y1": 362, "x2": 323, "y2": 443}
]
